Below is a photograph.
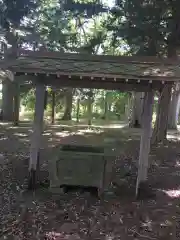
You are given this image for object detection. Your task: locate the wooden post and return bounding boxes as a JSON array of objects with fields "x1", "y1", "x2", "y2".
[
  {"x1": 28, "y1": 82, "x2": 46, "y2": 190},
  {"x1": 13, "y1": 82, "x2": 20, "y2": 126},
  {"x1": 136, "y1": 90, "x2": 153, "y2": 197},
  {"x1": 51, "y1": 89, "x2": 55, "y2": 124},
  {"x1": 2, "y1": 81, "x2": 14, "y2": 121}
]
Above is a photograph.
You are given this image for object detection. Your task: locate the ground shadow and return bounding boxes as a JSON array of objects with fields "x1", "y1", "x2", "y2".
[{"x1": 0, "y1": 120, "x2": 179, "y2": 239}]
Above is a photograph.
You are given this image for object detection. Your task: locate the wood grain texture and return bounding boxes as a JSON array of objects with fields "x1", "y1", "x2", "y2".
[{"x1": 1, "y1": 50, "x2": 180, "y2": 82}]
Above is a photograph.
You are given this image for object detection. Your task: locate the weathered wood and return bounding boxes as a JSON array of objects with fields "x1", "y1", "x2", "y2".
[
  {"x1": 17, "y1": 49, "x2": 180, "y2": 65},
  {"x1": 13, "y1": 69, "x2": 178, "y2": 82},
  {"x1": 3, "y1": 49, "x2": 180, "y2": 82},
  {"x1": 42, "y1": 77, "x2": 163, "y2": 92},
  {"x1": 136, "y1": 90, "x2": 154, "y2": 197},
  {"x1": 28, "y1": 82, "x2": 45, "y2": 190},
  {"x1": 2, "y1": 80, "x2": 14, "y2": 121}
]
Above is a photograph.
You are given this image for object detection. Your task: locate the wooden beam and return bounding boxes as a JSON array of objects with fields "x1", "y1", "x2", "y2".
[
  {"x1": 14, "y1": 72, "x2": 163, "y2": 91},
  {"x1": 14, "y1": 71, "x2": 178, "y2": 82},
  {"x1": 42, "y1": 77, "x2": 162, "y2": 92},
  {"x1": 136, "y1": 90, "x2": 154, "y2": 197},
  {"x1": 28, "y1": 82, "x2": 46, "y2": 190},
  {"x1": 17, "y1": 49, "x2": 180, "y2": 65}
]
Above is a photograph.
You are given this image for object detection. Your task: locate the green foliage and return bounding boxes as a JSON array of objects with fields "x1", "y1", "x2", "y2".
[
  {"x1": 64, "y1": 0, "x2": 108, "y2": 18},
  {"x1": 0, "y1": 0, "x2": 37, "y2": 30},
  {"x1": 106, "y1": 0, "x2": 180, "y2": 57},
  {"x1": 7, "y1": 0, "x2": 165, "y2": 122},
  {"x1": 21, "y1": 88, "x2": 35, "y2": 110},
  {"x1": 17, "y1": 0, "x2": 131, "y2": 120}
]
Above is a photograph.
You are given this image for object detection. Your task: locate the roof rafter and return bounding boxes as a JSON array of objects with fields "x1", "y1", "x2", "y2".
[{"x1": 0, "y1": 50, "x2": 180, "y2": 90}]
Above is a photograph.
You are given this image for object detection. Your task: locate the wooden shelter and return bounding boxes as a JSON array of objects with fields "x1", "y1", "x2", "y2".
[{"x1": 1, "y1": 49, "x2": 180, "y2": 196}]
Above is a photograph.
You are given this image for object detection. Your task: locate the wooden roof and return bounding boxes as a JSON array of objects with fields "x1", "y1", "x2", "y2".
[{"x1": 0, "y1": 50, "x2": 179, "y2": 91}]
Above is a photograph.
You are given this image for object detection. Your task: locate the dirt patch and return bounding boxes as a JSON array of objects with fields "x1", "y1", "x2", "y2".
[{"x1": 0, "y1": 122, "x2": 179, "y2": 239}]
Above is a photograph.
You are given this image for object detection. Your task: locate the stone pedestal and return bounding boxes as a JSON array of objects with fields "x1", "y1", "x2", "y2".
[{"x1": 48, "y1": 144, "x2": 114, "y2": 196}]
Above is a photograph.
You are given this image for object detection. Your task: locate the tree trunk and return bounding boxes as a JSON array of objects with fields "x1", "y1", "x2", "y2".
[
  {"x1": 13, "y1": 82, "x2": 20, "y2": 126},
  {"x1": 51, "y1": 90, "x2": 56, "y2": 124},
  {"x1": 87, "y1": 90, "x2": 93, "y2": 126},
  {"x1": 2, "y1": 29, "x2": 18, "y2": 122},
  {"x1": 152, "y1": 84, "x2": 172, "y2": 144},
  {"x1": 165, "y1": 29, "x2": 179, "y2": 130},
  {"x1": 61, "y1": 88, "x2": 73, "y2": 121},
  {"x1": 76, "y1": 98, "x2": 80, "y2": 123},
  {"x1": 108, "y1": 103, "x2": 112, "y2": 112},
  {"x1": 168, "y1": 84, "x2": 180, "y2": 129},
  {"x1": 2, "y1": 80, "x2": 14, "y2": 121},
  {"x1": 129, "y1": 92, "x2": 144, "y2": 128},
  {"x1": 125, "y1": 94, "x2": 132, "y2": 121},
  {"x1": 103, "y1": 91, "x2": 109, "y2": 120}
]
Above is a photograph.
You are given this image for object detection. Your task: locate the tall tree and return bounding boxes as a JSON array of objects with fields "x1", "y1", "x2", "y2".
[
  {"x1": 168, "y1": 84, "x2": 180, "y2": 129},
  {"x1": 129, "y1": 92, "x2": 144, "y2": 128},
  {"x1": 61, "y1": 88, "x2": 74, "y2": 121},
  {"x1": 0, "y1": 0, "x2": 37, "y2": 121},
  {"x1": 32, "y1": 0, "x2": 108, "y2": 120},
  {"x1": 106, "y1": 0, "x2": 180, "y2": 142},
  {"x1": 152, "y1": 84, "x2": 172, "y2": 144}
]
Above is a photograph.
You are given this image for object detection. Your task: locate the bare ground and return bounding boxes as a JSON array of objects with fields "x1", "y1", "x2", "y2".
[{"x1": 0, "y1": 121, "x2": 179, "y2": 239}]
